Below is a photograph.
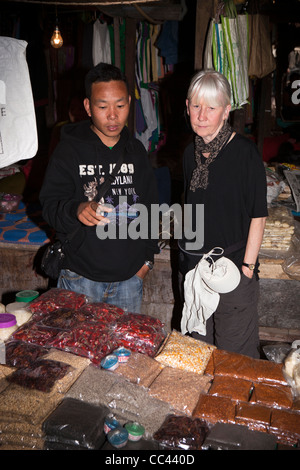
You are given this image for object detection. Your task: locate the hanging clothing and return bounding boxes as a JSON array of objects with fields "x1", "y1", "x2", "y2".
[
  {"x1": 156, "y1": 21, "x2": 179, "y2": 65},
  {"x1": 92, "y1": 19, "x2": 111, "y2": 66},
  {"x1": 135, "y1": 22, "x2": 161, "y2": 151}
]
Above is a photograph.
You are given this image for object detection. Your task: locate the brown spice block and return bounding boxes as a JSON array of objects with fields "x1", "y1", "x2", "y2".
[
  {"x1": 204, "y1": 354, "x2": 214, "y2": 377},
  {"x1": 193, "y1": 394, "x2": 236, "y2": 425},
  {"x1": 213, "y1": 349, "x2": 288, "y2": 385},
  {"x1": 208, "y1": 375, "x2": 253, "y2": 402},
  {"x1": 269, "y1": 408, "x2": 300, "y2": 446},
  {"x1": 235, "y1": 402, "x2": 271, "y2": 432},
  {"x1": 250, "y1": 382, "x2": 294, "y2": 409}
]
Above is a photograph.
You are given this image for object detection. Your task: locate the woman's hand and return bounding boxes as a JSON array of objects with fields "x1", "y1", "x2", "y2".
[{"x1": 241, "y1": 265, "x2": 254, "y2": 279}]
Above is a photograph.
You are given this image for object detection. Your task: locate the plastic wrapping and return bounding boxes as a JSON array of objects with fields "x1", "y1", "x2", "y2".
[
  {"x1": 11, "y1": 304, "x2": 119, "y2": 366},
  {"x1": 5, "y1": 340, "x2": 48, "y2": 368},
  {"x1": 269, "y1": 408, "x2": 300, "y2": 446},
  {"x1": 193, "y1": 394, "x2": 236, "y2": 425},
  {"x1": 250, "y1": 382, "x2": 293, "y2": 409},
  {"x1": 202, "y1": 422, "x2": 277, "y2": 450},
  {"x1": 43, "y1": 349, "x2": 91, "y2": 394},
  {"x1": 66, "y1": 364, "x2": 121, "y2": 407},
  {"x1": 259, "y1": 206, "x2": 295, "y2": 258},
  {"x1": 29, "y1": 288, "x2": 88, "y2": 318},
  {"x1": 113, "y1": 313, "x2": 166, "y2": 357},
  {"x1": 11, "y1": 288, "x2": 167, "y2": 362},
  {"x1": 266, "y1": 169, "x2": 286, "y2": 205},
  {"x1": 114, "y1": 351, "x2": 164, "y2": 388},
  {"x1": 153, "y1": 415, "x2": 208, "y2": 450},
  {"x1": 38, "y1": 308, "x2": 80, "y2": 330},
  {"x1": 57, "y1": 323, "x2": 118, "y2": 366},
  {"x1": 42, "y1": 398, "x2": 107, "y2": 449},
  {"x1": 0, "y1": 382, "x2": 63, "y2": 425},
  {"x1": 154, "y1": 330, "x2": 216, "y2": 375},
  {"x1": 208, "y1": 375, "x2": 253, "y2": 403},
  {"x1": 262, "y1": 343, "x2": 292, "y2": 363},
  {"x1": 13, "y1": 294, "x2": 166, "y2": 364},
  {"x1": 212, "y1": 349, "x2": 288, "y2": 386},
  {"x1": 79, "y1": 302, "x2": 124, "y2": 322},
  {"x1": 283, "y1": 345, "x2": 300, "y2": 398},
  {"x1": 281, "y1": 221, "x2": 300, "y2": 279},
  {"x1": 235, "y1": 402, "x2": 271, "y2": 433},
  {"x1": 149, "y1": 366, "x2": 211, "y2": 416},
  {"x1": 6, "y1": 358, "x2": 72, "y2": 393},
  {"x1": 11, "y1": 320, "x2": 61, "y2": 347}
]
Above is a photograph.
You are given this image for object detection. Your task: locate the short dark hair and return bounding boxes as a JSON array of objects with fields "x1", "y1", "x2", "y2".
[{"x1": 84, "y1": 62, "x2": 128, "y2": 99}]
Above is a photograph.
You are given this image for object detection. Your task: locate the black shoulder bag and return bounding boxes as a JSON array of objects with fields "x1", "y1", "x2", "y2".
[{"x1": 41, "y1": 151, "x2": 124, "y2": 279}]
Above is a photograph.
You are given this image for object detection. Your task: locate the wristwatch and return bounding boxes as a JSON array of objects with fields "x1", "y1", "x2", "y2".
[
  {"x1": 144, "y1": 260, "x2": 154, "y2": 270},
  {"x1": 242, "y1": 262, "x2": 255, "y2": 271}
]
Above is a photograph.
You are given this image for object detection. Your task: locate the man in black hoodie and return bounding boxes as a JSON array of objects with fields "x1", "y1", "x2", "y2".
[{"x1": 40, "y1": 63, "x2": 159, "y2": 313}]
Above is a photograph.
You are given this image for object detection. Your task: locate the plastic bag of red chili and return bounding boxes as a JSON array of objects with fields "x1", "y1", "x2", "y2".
[
  {"x1": 50, "y1": 323, "x2": 119, "y2": 366},
  {"x1": 6, "y1": 358, "x2": 71, "y2": 392},
  {"x1": 11, "y1": 320, "x2": 61, "y2": 347},
  {"x1": 113, "y1": 313, "x2": 166, "y2": 357},
  {"x1": 29, "y1": 289, "x2": 88, "y2": 318},
  {"x1": 78, "y1": 302, "x2": 125, "y2": 323},
  {"x1": 5, "y1": 340, "x2": 49, "y2": 368}
]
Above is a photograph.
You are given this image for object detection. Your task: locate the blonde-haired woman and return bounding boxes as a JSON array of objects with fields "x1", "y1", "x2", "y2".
[{"x1": 180, "y1": 70, "x2": 267, "y2": 358}]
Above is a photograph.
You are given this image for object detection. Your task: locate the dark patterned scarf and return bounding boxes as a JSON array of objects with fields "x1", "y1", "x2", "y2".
[{"x1": 190, "y1": 121, "x2": 233, "y2": 191}]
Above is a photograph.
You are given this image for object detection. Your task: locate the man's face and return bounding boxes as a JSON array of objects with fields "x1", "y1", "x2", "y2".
[{"x1": 84, "y1": 80, "x2": 131, "y2": 147}]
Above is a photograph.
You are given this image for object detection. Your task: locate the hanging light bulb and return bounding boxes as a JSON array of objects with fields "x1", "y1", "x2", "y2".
[{"x1": 51, "y1": 24, "x2": 63, "y2": 49}]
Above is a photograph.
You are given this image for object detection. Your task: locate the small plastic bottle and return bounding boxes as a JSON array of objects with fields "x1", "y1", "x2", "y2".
[
  {"x1": 5, "y1": 302, "x2": 32, "y2": 327},
  {"x1": 107, "y1": 426, "x2": 128, "y2": 449},
  {"x1": 125, "y1": 422, "x2": 145, "y2": 441},
  {"x1": 0, "y1": 314, "x2": 17, "y2": 341}
]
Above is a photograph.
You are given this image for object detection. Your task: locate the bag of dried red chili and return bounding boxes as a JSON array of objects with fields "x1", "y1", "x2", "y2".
[
  {"x1": 29, "y1": 289, "x2": 88, "y2": 319},
  {"x1": 113, "y1": 313, "x2": 166, "y2": 357}
]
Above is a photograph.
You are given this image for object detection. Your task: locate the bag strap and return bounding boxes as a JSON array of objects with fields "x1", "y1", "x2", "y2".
[
  {"x1": 96, "y1": 150, "x2": 124, "y2": 202},
  {"x1": 66, "y1": 150, "x2": 125, "y2": 244},
  {"x1": 178, "y1": 239, "x2": 246, "y2": 258}
]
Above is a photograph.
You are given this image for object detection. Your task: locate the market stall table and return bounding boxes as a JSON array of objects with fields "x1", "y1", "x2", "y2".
[
  {"x1": 0, "y1": 294, "x2": 299, "y2": 450},
  {"x1": 0, "y1": 201, "x2": 51, "y2": 302}
]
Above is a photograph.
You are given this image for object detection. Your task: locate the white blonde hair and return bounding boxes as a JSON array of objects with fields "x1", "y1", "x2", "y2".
[{"x1": 187, "y1": 69, "x2": 231, "y2": 107}]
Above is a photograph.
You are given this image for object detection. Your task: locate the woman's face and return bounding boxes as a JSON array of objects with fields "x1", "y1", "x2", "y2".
[{"x1": 186, "y1": 95, "x2": 231, "y2": 144}]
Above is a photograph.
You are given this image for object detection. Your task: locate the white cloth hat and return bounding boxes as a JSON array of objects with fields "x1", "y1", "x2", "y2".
[{"x1": 200, "y1": 255, "x2": 241, "y2": 294}]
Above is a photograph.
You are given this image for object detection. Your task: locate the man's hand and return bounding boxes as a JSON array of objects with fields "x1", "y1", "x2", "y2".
[
  {"x1": 136, "y1": 264, "x2": 151, "y2": 280},
  {"x1": 77, "y1": 202, "x2": 112, "y2": 226}
]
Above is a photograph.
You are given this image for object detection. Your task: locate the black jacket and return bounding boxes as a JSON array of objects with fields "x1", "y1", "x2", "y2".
[{"x1": 40, "y1": 120, "x2": 159, "y2": 282}]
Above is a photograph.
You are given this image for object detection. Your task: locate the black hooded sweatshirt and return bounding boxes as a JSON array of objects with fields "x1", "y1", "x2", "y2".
[{"x1": 40, "y1": 120, "x2": 159, "y2": 282}]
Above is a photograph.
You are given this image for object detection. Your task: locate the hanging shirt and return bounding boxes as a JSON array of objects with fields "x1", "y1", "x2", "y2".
[{"x1": 92, "y1": 20, "x2": 111, "y2": 66}]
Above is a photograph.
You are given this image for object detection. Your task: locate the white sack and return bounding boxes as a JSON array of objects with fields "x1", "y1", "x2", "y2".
[{"x1": 0, "y1": 37, "x2": 38, "y2": 169}]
